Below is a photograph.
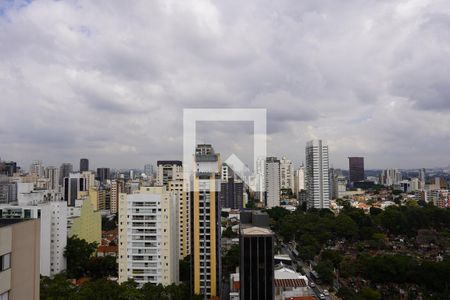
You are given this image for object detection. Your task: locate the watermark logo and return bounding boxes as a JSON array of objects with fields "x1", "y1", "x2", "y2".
[{"x1": 183, "y1": 108, "x2": 267, "y2": 192}]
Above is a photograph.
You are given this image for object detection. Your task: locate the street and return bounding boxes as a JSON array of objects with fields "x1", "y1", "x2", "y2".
[{"x1": 280, "y1": 243, "x2": 336, "y2": 300}]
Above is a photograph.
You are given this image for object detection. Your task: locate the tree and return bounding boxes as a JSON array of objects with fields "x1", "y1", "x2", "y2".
[
  {"x1": 321, "y1": 249, "x2": 343, "y2": 269},
  {"x1": 369, "y1": 207, "x2": 382, "y2": 216},
  {"x1": 73, "y1": 279, "x2": 122, "y2": 300},
  {"x1": 65, "y1": 236, "x2": 98, "y2": 279},
  {"x1": 223, "y1": 245, "x2": 240, "y2": 273},
  {"x1": 222, "y1": 226, "x2": 238, "y2": 238},
  {"x1": 358, "y1": 287, "x2": 381, "y2": 300},
  {"x1": 265, "y1": 207, "x2": 290, "y2": 230},
  {"x1": 337, "y1": 286, "x2": 357, "y2": 300},
  {"x1": 315, "y1": 259, "x2": 334, "y2": 284},
  {"x1": 334, "y1": 214, "x2": 358, "y2": 240},
  {"x1": 87, "y1": 256, "x2": 118, "y2": 279},
  {"x1": 40, "y1": 274, "x2": 77, "y2": 300}
]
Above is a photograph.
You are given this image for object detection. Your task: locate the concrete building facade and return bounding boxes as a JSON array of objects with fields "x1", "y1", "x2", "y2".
[
  {"x1": 265, "y1": 157, "x2": 280, "y2": 208},
  {"x1": 118, "y1": 187, "x2": 179, "y2": 286},
  {"x1": 0, "y1": 219, "x2": 40, "y2": 300},
  {"x1": 305, "y1": 139, "x2": 330, "y2": 209}
]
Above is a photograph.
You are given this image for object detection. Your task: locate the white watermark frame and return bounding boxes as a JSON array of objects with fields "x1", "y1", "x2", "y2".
[{"x1": 183, "y1": 108, "x2": 267, "y2": 192}]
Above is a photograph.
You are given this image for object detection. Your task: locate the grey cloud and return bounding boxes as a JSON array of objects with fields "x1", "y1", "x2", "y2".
[{"x1": 0, "y1": 0, "x2": 450, "y2": 169}]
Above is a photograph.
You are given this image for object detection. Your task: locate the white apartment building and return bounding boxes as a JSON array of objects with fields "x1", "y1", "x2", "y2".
[
  {"x1": 29, "y1": 160, "x2": 45, "y2": 177},
  {"x1": 0, "y1": 201, "x2": 67, "y2": 276},
  {"x1": 379, "y1": 169, "x2": 402, "y2": 186},
  {"x1": 16, "y1": 182, "x2": 61, "y2": 206},
  {"x1": 410, "y1": 178, "x2": 420, "y2": 191},
  {"x1": 280, "y1": 157, "x2": 294, "y2": 191},
  {"x1": 265, "y1": 157, "x2": 281, "y2": 208},
  {"x1": 305, "y1": 139, "x2": 330, "y2": 209},
  {"x1": 45, "y1": 166, "x2": 60, "y2": 191},
  {"x1": 293, "y1": 165, "x2": 305, "y2": 195},
  {"x1": 118, "y1": 186, "x2": 178, "y2": 286}
]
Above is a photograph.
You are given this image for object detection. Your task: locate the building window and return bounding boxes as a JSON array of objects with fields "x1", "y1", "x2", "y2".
[
  {"x1": 24, "y1": 209, "x2": 31, "y2": 218},
  {"x1": 0, "y1": 253, "x2": 11, "y2": 271}
]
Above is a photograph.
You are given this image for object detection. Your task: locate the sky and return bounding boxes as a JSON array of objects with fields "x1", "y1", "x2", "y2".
[{"x1": 0, "y1": 0, "x2": 450, "y2": 170}]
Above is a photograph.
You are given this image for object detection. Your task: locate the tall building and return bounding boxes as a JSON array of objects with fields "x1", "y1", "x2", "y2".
[
  {"x1": 89, "y1": 186, "x2": 111, "y2": 211},
  {"x1": 80, "y1": 158, "x2": 89, "y2": 172},
  {"x1": 279, "y1": 157, "x2": 294, "y2": 191},
  {"x1": 29, "y1": 160, "x2": 44, "y2": 177},
  {"x1": 329, "y1": 169, "x2": 347, "y2": 200},
  {"x1": 265, "y1": 157, "x2": 280, "y2": 208},
  {"x1": 63, "y1": 173, "x2": 87, "y2": 206},
  {"x1": 0, "y1": 177, "x2": 17, "y2": 205},
  {"x1": 45, "y1": 166, "x2": 60, "y2": 191},
  {"x1": 168, "y1": 180, "x2": 191, "y2": 259},
  {"x1": 110, "y1": 179, "x2": 125, "y2": 214},
  {"x1": 0, "y1": 161, "x2": 17, "y2": 176},
  {"x1": 379, "y1": 169, "x2": 402, "y2": 186},
  {"x1": 144, "y1": 164, "x2": 154, "y2": 177},
  {"x1": 348, "y1": 157, "x2": 365, "y2": 183},
  {"x1": 191, "y1": 144, "x2": 221, "y2": 299},
  {"x1": 293, "y1": 164, "x2": 305, "y2": 197},
  {"x1": 220, "y1": 177, "x2": 244, "y2": 209},
  {"x1": 410, "y1": 177, "x2": 420, "y2": 191},
  {"x1": 240, "y1": 211, "x2": 274, "y2": 300},
  {"x1": 0, "y1": 219, "x2": 40, "y2": 300},
  {"x1": 419, "y1": 168, "x2": 427, "y2": 188},
  {"x1": 305, "y1": 139, "x2": 330, "y2": 209},
  {"x1": 118, "y1": 186, "x2": 178, "y2": 286},
  {"x1": 96, "y1": 168, "x2": 111, "y2": 183},
  {"x1": 430, "y1": 189, "x2": 449, "y2": 208},
  {"x1": 0, "y1": 201, "x2": 67, "y2": 276},
  {"x1": 59, "y1": 163, "x2": 73, "y2": 186},
  {"x1": 156, "y1": 161, "x2": 182, "y2": 186}
]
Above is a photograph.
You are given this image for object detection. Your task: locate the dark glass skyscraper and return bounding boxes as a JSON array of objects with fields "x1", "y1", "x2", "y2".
[
  {"x1": 59, "y1": 163, "x2": 73, "y2": 185},
  {"x1": 348, "y1": 157, "x2": 365, "y2": 183},
  {"x1": 220, "y1": 177, "x2": 244, "y2": 209},
  {"x1": 240, "y1": 211, "x2": 274, "y2": 300},
  {"x1": 96, "y1": 168, "x2": 110, "y2": 183},
  {"x1": 80, "y1": 158, "x2": 89, "y2": 172}
]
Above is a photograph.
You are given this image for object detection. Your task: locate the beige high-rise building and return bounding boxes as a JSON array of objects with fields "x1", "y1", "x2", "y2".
[
  {"x1": 168, "y1": 180, "x2": 190, "y2": 259},
  {"x1": 293, "y1": 164, "x2": 305, "y2": 195},
  {"x1": 0, "y1": 219, "x2": 40, "y2": 300},
  {"x1": 118, "y1": 187, "x2": 178, "y2": 286},
  {"x1": 156, "y1": 161, "x2": 183, "y2": 186},
  {"x1": 280, "y1": 157, "x2": 294, "y2": 191},
  {"x1": 111, "y1": 179, "x2": 125, "y2": 214}
]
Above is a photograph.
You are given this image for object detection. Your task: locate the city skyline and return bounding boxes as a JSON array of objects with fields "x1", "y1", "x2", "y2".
[{"x1": 1, "y1": 1, "x2": 450, "y2": 169}]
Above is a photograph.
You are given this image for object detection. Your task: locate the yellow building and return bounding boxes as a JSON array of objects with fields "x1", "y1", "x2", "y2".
[
  {"x1": 168, "y1": 179, "x2": 190, "y2": 259},
  {"x1": 69, "y1": 197, "x2": 101, "y2": 245},
  {"x1": 191, "y1": 144, "x2": 221, "y2": 299}
]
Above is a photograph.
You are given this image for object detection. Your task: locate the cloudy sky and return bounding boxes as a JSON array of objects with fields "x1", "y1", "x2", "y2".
[{"x1": 1, "y1": 0, "x2": 449, "y2": 170}]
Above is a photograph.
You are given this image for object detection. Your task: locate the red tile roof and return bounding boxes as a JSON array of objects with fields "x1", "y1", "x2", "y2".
[
  {"x1": 97, "y1": 245, "x2": 118, "y2": 253},
  {"x1": 275, "y1": 278, "x2": 307, "y2": 288}
]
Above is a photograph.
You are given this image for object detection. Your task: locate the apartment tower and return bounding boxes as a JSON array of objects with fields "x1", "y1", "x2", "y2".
[{"x1": 305, "y1": 140, "x2": 330, "y2": 209}]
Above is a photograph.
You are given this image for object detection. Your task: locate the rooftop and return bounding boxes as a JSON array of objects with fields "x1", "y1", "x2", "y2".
[
  {"x1": 241, "y1": 226, "x2": 273, "y2": 236},
  {"x1": 0, "y1": 218, "x2": 31, "y2": 228}
]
